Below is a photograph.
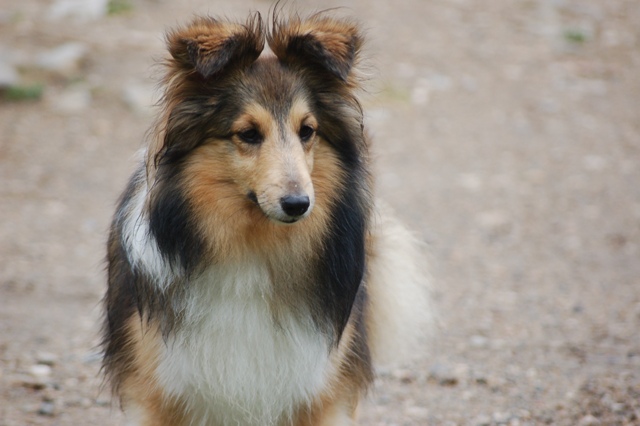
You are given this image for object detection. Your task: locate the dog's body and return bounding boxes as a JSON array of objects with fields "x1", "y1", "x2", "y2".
[{"x1": 103, "y1": 13, "x2": 430, "y2": 426}]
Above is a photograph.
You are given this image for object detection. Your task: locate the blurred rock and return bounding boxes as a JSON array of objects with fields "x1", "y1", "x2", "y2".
[
  {"x1": 48, "y1": 0, "x2": 108, "y2": 21},
  {"x1": 36, "y1": 43, "x2": 87, "y2": 74},
  {"x1": 473, "y1": 414, "x2": 492, "y2": 426},
  {"x1": 578, "y1": 414, "x2": 601, "y2": 426},
  {"x1": 66, "y1": 396, "x2": 92, "y2": 408},
  {"x1": 122, "y1": 82, "x2": 157, "y2": 115},
  {"x1": 37, "y1": 401, "x2": 56, "y2": 416},
  {"x1": 470, "y1": 335, "x2": 489, "y2": 348},
  {"x1": 29, "y1": 364, "x2": 52, "y2": 379},
  {"x1": 95, "y1": 395, "x2": 111, "y2": 406},
  {"x1": 36, "y1": 352, "x2": 58, "y2": 366},
  {"x1": 404, "y1": 406, "x2": 430, "y2": 419},
  {"x1": 610, "y1": 402, "x2": 626, "y2": 414},
  {"x1": 493, "y1": 411, "x2": 512, "y2": 424},
  {"x1": 26, "y1": 364, "x2": 52, "y2": 389},
  {"x1": 391, "y1": 369, "x2": 418, "y2": 384},
  {"x1": 428, "y1": 363, "x2": 460, "y2": 386},
  {"x1": 0, "y1": 58, "x2": 19, "y2": 88}
]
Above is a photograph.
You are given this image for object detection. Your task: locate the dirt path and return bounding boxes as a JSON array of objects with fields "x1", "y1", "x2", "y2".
[{"x1": 1, "y1": 1, "x2": 639, "y2": 425}]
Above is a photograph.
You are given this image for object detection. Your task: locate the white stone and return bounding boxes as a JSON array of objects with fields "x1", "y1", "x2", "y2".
[
  {"x1": 404, "y1": 406, "x2": 429, "y2": 419},
  {"x1": 29, "y1": 364, "x2": 52, "y2": 379},
  {"x1": 0, "y1": 59, "x2": 18, "y2": 87},
  {"x1": 36, "y1": 43, "x2": 87, "y2": 73},
  {"x1": 35, "y1": 352, "x2": 58, "y2": 366},
  {"x1": 48, "y1": 0, "x2": 108, "y2": 21},
  {"x1": 578, "y1": 415, "x2": 601, "y2": 426},
  {"x1": 470, "y1": 334, "x2": 489, "y2": 348}
]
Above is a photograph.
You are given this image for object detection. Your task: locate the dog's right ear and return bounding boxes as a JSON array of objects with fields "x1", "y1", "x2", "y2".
[
  {"x1": 167, "y1": 14, "x2": 264, "y2": 78},
  {"x1": 268, "y1": 14, "x2": 363, "y2": 83}
]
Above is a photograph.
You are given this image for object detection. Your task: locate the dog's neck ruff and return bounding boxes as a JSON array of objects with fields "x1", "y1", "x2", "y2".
[
  {"x1": 156, "y1": 261, "x2": 331, "y2": 426},
  {"x1": 120, "y1": 178, "x2": 332, "y2": 425}
]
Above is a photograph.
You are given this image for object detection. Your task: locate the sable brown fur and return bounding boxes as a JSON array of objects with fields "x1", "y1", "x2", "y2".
[{"x1": 102, "y1": 10, "x2": 429, "y2": 426}]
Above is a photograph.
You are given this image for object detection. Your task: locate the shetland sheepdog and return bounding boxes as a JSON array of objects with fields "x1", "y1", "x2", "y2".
[{"x1": 102, "y1": 11, "x2": 430, "y2": 426}]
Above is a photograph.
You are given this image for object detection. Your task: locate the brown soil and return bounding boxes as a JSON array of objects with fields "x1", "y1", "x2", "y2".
[{"x1": 1, "y1": 1, "x2": 639, "y2": 425}]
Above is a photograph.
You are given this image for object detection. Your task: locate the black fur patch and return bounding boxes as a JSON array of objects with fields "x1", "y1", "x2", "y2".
[
  {"x1": 344, "y1": 284, "x2": 374, "y2": 387},
  {"x1": 303, "y1": 87, "x2": 370, "y2": 340},
  {"x1": 314, "y1": 178, "x2": 368, "y2": 339},
  {"x1": 102, "y1": 226, "x2": 137, "y2": 394},
  {"x1": 284, "y1": 33, "x2": 356, "y2": 81},
  {"x1": 148, "y1": 163, "x2": 205, "y2": 276},
  {"x1": 102, "y1": 169, "x2": 149, "y2": 393}
]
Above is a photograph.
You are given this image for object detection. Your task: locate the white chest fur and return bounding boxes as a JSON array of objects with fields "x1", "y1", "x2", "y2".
[{"x1": 155, "y1": 261, "x2": 331, "y2": 426}]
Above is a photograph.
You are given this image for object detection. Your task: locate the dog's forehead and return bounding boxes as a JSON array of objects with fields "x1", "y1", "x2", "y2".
[{"x1": 241, "y1": 57, "x2": 308, "y2": 116}]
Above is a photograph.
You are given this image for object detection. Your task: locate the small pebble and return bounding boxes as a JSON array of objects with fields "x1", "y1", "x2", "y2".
[
  {"x1": 0, "y1": 59, "x2": 18, "y2": 87},
  {"x1": 48, "y1": 0, "x2": 108, "y2": 21},
  {"x1": 610, "y1": 402, "x2": 626, "y2": 414},
  {"x1": 36, "y1": 42, "x2": 87, "y2": 73},
  {"x1": 391, "y1": 369, "x2": 417, "y2": 384},
  {"x1": 428, "y1": 364, "x2": 459, "y2": 386},
  {"x1": 470, "y1": 335, "x2": 489, "y2": 348},
  {"x1": 493, "y1": 411, "x2": 511, "y2": 424},
  {"x1": 36, "y1": 352, "x2": 58, "y2": 366},
  {"x1": 578, "y1": 414, "x2": 601, "y2": 426},
  {"x1": 404, "y1": 406, "x2": 430, "y2": 419},
  {"x1": 37, "y1": 401, "x2": 56, "y2": 416},
  {"x1": 29, "y1": 364, "x2": 52, "y2": 379},
  {"x1": 473, "y1": 414, "x2": 492, "y2": 426},
  {"x1": 95, "y1": 395, "x2": 111, "y2": 406}
]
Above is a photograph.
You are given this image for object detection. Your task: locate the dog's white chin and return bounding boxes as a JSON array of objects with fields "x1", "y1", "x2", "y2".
[
  {"x1": 265, "y1": 212, "x2": 310, "y2": 224},
  {"x1": 260, "y1": 204, "x2": 314, "y2": 224}
]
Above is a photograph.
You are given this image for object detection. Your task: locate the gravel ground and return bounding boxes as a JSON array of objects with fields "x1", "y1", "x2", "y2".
[{"x1": 1, "y1": 0, "x2": 639, "y2": 425}]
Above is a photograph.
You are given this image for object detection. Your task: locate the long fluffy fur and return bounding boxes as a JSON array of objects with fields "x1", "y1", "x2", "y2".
[{"x1": 102, "y1": 11, "x2": 431, "y2": 426}]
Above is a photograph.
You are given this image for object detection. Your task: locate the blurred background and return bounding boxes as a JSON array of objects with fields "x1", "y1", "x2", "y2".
[{"x1": 0, "y1": 0, "x2": 639, "y2": 424}]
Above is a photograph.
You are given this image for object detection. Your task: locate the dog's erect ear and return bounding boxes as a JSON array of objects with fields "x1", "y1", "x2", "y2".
[
  {"x1": 268, "y1": 15, "x2": 362, "y2": 82},
  {"x1": 167, "y1": 14, "x2": 264, "y2": 78}
]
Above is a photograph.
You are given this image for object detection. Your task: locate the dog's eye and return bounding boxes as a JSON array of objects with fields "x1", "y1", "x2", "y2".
[
  {"x1": 238, "y1": 128, "x2": 262, "y2": 144},
  {"x1": 299, "y1": 125, "x2": 315, "y2": 142}
]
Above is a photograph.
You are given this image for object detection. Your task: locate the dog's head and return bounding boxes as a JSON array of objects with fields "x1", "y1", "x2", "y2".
[{"x1": 148, "y1": 13, "x2": 364, "y2": 229}]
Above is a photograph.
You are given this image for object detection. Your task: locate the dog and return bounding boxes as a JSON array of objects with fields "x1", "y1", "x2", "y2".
[{"x1": 102, "y1": 11, "x2": 431, "y2": 426}]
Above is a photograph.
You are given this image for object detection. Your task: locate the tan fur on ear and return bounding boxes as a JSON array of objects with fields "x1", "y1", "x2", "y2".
[
  {"x1": 167, "y1": 14, "x2": 265, "y2": 78},
  {"x1": 145, "y1": 14, "x2": 265, "y2": 183},
  {"x1": 268, "y1": 13, "x2": 363, "y2": 82}
]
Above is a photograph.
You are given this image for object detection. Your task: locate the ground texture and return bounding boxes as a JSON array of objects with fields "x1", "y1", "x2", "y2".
[{"x1": 1, "y1": 0, "x2": 639, "y2": 425}]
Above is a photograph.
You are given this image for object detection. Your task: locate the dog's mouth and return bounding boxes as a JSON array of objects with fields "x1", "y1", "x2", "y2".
[
  {"x1": 247, "y1": 190, "x2": 311, "y2": 224},
  {"x1": 247, "y1": 191, "x2": 259, "y2": 205}
]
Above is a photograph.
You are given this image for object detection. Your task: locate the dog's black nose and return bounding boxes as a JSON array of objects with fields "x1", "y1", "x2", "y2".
[{"x1": 280, "y1": 195, "x2": 310, "y2": 217}]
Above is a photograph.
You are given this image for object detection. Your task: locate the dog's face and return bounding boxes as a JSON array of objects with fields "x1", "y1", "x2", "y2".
[
  {"x1": 227, "y1": 74, "x2": 317, "y2": 224},
  {"x1": 149, "y1": 14, "x2": 363, "y2": 232}
]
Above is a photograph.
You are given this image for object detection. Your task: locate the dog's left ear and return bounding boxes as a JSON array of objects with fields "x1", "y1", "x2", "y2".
[
  {"x1": 167, "y1": 14, "x2": 264, "y2": 79},
  {"x1": 268, "y1": 15, "x2": 362, "y2": 82}
]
